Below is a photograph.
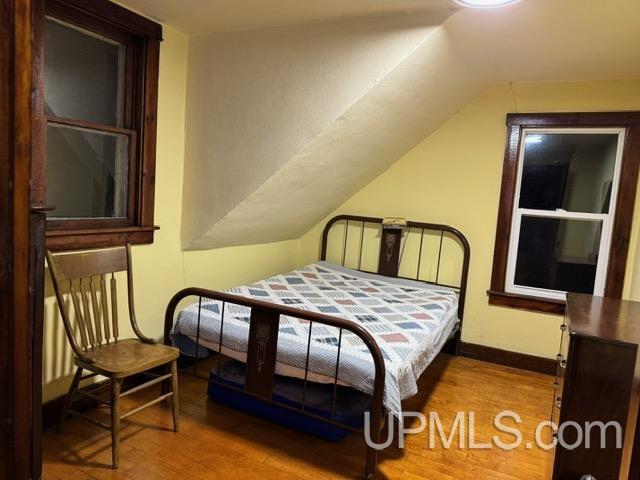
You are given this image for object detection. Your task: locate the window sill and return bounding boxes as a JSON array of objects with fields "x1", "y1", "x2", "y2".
[
  {"x1": 487, "y1": 290, "x2": 565, "y2": 315},
  {"x1": 46, "y1": 225, "x2": 159, "y2": 251}
]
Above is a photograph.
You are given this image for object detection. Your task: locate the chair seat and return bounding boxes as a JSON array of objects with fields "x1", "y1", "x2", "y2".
[{"x1": 75, "y1": 339, "x2": 179, "y2": 378}]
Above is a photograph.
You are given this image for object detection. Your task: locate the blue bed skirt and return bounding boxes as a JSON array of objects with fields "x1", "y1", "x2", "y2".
[{"x1": 207, "y1": 360, "x2": 371, "y2": 441}]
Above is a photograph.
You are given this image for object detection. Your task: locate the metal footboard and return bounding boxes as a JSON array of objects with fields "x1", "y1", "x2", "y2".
[{"x1": 164, "y1": 287, "x2": 387, "y2": 479}]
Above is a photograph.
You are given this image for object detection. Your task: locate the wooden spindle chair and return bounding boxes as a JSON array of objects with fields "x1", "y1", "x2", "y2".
[{"x1": 46, "y1": 245, "x2": 180, "y2": 469}]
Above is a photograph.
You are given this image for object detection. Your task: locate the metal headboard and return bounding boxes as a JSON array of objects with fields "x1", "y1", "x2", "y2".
[{"x1": 320, "y1": 214, "x2": 471, "y2": 349}]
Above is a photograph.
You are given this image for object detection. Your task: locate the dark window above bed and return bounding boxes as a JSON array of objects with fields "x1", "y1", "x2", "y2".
[
  {"x1": 33, "y1": 0, "x2": 162, "y2": 251},
  {"x1": 488, "y1": 112, "x2": 640, "y2": 314}
]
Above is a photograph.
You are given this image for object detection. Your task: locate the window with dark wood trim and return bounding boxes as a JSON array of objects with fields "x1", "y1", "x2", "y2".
[
  {"x1": 32, "y1": 0, "x2": 162, "y2": 251},
  {"x1": 489, "y1": 112, "x2": 640, "y2": 315}
]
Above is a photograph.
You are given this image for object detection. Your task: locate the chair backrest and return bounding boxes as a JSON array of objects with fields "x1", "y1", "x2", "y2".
[{"x1": 46, "y1": 246, "x2": 135, "y2": 359}]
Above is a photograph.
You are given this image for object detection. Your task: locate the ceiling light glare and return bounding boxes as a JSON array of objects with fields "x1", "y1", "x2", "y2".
[
  {"x1": 453, "y1": 0, "x2": 522, "y2": 8},
  {"x1": 525, "y1": 135, "x2": 543, "y2": 144}
]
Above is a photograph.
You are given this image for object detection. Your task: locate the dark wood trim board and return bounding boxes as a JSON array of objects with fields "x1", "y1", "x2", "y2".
[
  {"x1": 459, "y1": 341, "x2": 556, "y2": 376},
  {"x1": 42, "y1": 379, "x2": 109, "y2": 431}
]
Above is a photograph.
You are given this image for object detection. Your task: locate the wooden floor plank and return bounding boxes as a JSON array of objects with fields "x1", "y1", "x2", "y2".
[{"x1": 43, "y1": 355, "x2": 554, "y2": 479}]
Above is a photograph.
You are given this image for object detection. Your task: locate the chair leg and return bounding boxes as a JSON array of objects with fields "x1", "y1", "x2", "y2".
[
  {"x1": 364, "y1": 445, "x2": 379, "y2": 480},
  {"x1": 110, "y1": 378, "x2": 123, "y2": 469},
  {"x1": 57, "y1": 367, "x2": 83, "y2": 434},
  {"x1": 170, "y1": 360, "x2": 180, "y2": 433}
]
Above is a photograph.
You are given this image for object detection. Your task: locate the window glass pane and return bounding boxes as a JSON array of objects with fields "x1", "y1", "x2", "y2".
[
  {"x1": 514, "y1": 216, "x2": 602, "y2": 294},
  {"x1": 45, "y1": 17, "x2": 125, "y2": 127},
  {"x1": 519, "y1": 133, "x2": 619, "y2": 213},
  {"x1": 46, "y1": 123, "x2": 129, "y2": 218}
]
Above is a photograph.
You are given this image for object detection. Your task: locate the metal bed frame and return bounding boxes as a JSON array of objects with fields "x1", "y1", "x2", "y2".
[{"x1": 163, "y1": 214, "x2": 471, "y2": 479}]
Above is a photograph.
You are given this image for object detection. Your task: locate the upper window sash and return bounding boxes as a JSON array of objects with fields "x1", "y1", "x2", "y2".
[{"x1": 504, "y1": 127, "x2": 626, "y2": 301}]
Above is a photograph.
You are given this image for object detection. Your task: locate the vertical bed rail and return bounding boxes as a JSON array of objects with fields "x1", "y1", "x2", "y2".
[
  {"x1": 164, "y1": 288, "x2": 386, "y2": 480},
  {"x1": 216, "y1": 301, "x2": 226, "y2": 379},
  {"x1": 301, "y1": 321, "x2": 313, "y2": 411}
]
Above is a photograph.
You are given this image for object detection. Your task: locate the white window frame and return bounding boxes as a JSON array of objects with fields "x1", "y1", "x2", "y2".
[{"x1": 505, "y1": 127, "x2": 626, "y2": 300}]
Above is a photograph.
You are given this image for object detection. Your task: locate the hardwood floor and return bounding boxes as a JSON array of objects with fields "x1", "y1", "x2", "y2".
[{"x1": 43, "y1": 355, "x2": 555, "y2": 479}]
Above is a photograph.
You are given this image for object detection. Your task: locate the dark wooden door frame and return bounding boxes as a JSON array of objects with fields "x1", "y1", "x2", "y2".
[{"x1": 0, "y1": 0, "x2": 44, "y2": 479}]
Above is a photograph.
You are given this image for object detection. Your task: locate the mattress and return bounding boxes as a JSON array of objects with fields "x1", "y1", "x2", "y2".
[{"x1": 171, "y1": 261, "x2": 459, "y2": 419}]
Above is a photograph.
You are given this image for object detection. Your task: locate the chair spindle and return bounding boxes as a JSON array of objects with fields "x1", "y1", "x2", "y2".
[
  {"x1": 80, "y1": 279, "x2": 96, "y2": 348},
  {"x1": 111, "y1": 274, "x2": 119, "y2": 341},
  {"x1": 90, "y1": 277, "x2": 103, "y2": 345},
  {"x1": 100, "y1": 275, "x2": 111, "y2": 342},
  {"x1": 70, "y1": 280, "x2": 90, "y2": 350}
]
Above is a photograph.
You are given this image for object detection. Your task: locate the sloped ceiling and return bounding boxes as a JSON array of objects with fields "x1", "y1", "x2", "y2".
[
  {"x1": 175, "y1": 0, "x2": 640, "y2": 250},
  {"x1": 181, "y1": 11, "x2": 456, "y2": 249}
]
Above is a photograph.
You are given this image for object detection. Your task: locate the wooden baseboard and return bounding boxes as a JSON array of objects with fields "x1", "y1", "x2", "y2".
[
  {"x1": 458, "y1": 341, "x2": 556, "y2": 376},
  {"x1": 42, "y1": 378, "x2": 110, "y2": 431}
]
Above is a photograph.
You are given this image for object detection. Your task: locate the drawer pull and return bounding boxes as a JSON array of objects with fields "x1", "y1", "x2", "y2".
[
  {"x1": 555, "y1": 396, "x2": 562, "y2": 408},
  {"x1": 552, "y1": 381, "x2": 559, "y2": 390},
  {"x1": 556, "y1": 354, "x2": 567, "y2": 368},
  {"x1": 560, "y1": 324, "x2": 567, "y2": 332}
]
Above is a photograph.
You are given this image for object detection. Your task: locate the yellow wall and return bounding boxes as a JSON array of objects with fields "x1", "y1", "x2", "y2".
[
  {"x1": 42, "y1": 26, "x2": 299, "y2": 402},
  {"x1": 42, "y1": 32, "x2": 640, "y2": 402},
  {"x1": 298, "y1": 79, "x2": 640, "y2": 359}
]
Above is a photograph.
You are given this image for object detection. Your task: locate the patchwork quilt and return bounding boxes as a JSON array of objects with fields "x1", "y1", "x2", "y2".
[{"x1": 171, "y1": 261, "x2": 459, "y2": 419}]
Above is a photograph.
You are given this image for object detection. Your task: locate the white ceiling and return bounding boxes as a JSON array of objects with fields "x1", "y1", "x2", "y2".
[{"x1": 121, "y1": 0, "x2": 454, "y2": 35}]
